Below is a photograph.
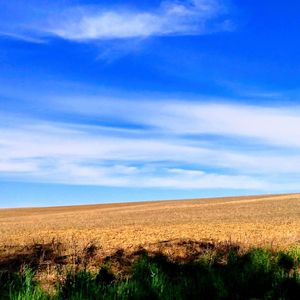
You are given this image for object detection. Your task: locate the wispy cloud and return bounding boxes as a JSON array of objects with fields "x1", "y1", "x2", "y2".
[
  {"x1": 1, "y1": 94, "x2": 300, "y2": 192},
  {"x1": 0, "y1": 31, "x2": 47, "y2": 44},
  {"x1": 1, "y1": 0, "x2": 231, "y2": 42},
  {"x1": 45, "y1": 0, "x2": 228, "y2": 41},
  {"x1": 48, "y1": 96, "x2": 300, "y2": 148}
]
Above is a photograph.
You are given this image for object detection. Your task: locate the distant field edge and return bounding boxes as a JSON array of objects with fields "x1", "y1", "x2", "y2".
[{"x1": 1, "y1": 191, "x2": 299, "y2": 211}]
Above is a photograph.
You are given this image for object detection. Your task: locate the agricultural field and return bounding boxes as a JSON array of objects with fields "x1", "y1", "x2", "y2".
[
  {"x1": 1, "y1": 193, "x2": 300, "y2": 299},
  {"x1": 0, "y1": 193, "x2": 299, "y2": 251}
]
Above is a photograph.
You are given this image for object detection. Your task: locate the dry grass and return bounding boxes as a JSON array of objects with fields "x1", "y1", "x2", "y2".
[
  {"x1": 1, "y1": 193, "x2": 299, "y2": 252},
  {"x1": 1, "y1": 193, "x2": 300, "y2": 291}
]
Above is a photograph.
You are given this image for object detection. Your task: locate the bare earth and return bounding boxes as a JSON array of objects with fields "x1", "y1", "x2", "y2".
[{"x1": 1, "y1": 193, "x2": 300, "y2": 251}]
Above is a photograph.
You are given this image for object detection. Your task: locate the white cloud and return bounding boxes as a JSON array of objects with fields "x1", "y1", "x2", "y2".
[
  {"x1": 0, "y1": 160, "x2": 38, "y2": 173},
  {"x1": 0, "y1": 31, "x2": 46, "y2": 44},
  {"x1": 33, "y1": 0, "x2": 229, "y2": 41},
  {"x1": 1, "y1": 106, "x2": 300, "y2": 192},
  {"x1": 160, "y1": 103, "x2": 300, "y2": 147},
  {"x1": 0, "y1": 0, "x2": 231, "y2": 48},
  {"x1": 168, "y1": 168, "x2": 205, "y2": 176},
  {"x1": 1, "y1": 88, "x2": 300, "y2": 192},
  {"x1": 49, "y1": 96, "x2": 300, "y2": 148}
]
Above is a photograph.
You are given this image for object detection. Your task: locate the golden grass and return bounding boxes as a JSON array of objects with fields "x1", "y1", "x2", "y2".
[{"x1": 1, "y1": 193, "x2": 299, "y2": 251}]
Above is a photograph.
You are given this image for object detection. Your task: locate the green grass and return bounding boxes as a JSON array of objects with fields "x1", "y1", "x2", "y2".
[
  {"x1": 1, "y1": 247, "x2": 300, "y2": 299},
  {"x1": 0, "y1": 267, "x2": 50, "y2": 300}
]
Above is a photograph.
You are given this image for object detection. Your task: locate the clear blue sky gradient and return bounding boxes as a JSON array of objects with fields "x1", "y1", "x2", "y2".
[{"x1": 0, "y1": 0, "x2": 300, "y2": 207}]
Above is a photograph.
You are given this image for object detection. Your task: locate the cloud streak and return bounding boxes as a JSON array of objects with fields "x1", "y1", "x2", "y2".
[
  {"x1": 45, "y1": 0, "x2": 227, "y2": 41},
  {"x1": 49, "y1": 96, "x2": 300, "y2": 148},
  {"x1": 1, "y1": 94, "x2": 300, "y2": 192},
  {"x1": 1, "y1": 0, "x2": 230, "y2": 42}
]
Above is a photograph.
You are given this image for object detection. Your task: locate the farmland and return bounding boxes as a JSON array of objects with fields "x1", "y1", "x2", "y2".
[
  {"x1": 1, "y1": 193, "x2": 299, "y2": 251},
  {"x1": 0, "y1": 193, "x2": 300, "y2": 299}
]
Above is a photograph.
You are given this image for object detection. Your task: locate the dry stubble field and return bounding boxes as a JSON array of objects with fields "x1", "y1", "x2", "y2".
[{"x1": 1, "y1": 193, "x2": 300, "y2": 253}]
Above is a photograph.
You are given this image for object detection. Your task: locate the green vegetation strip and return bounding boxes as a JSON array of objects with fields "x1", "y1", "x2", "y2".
[{"x1": 1, "y1": 247, "x2": 300, "y2": 299}]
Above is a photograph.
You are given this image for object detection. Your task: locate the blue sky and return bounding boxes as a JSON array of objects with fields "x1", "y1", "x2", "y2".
[{"x1": 0, "y1": 0, "x2": 300, "y2": 207}]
